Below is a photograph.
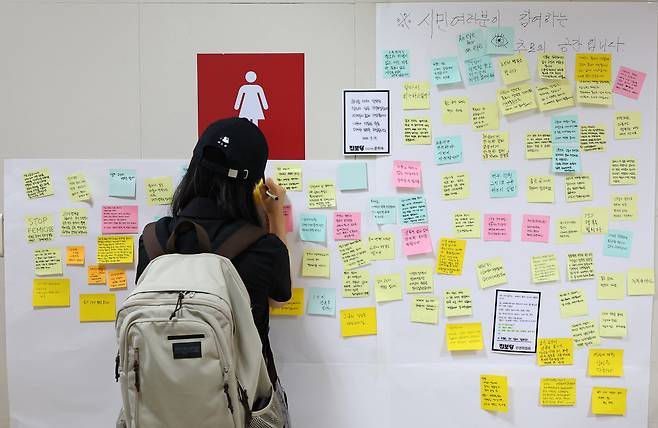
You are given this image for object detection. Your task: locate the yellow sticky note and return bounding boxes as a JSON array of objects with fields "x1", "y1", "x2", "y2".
[
  {"x1": 338, "y1": 240, "x2": 370, "y2": 271},
  {"x1": 537, "y1": 338, "x2": 574, "y2": 366},
  {"x1": 436, "y1": 238, "x2": 466, "y2": 275},
  {"x1": 145, "y1": 176, "x2": 174, "y2": 205},
  {"x1": 340, "y1": 307, "x2": 377, "y2": 337},
  {"x1": 574, "y1": 53, "x2": 612, "y2": 81},
  {"x1": 599, "y1": 311, "x2": 626, "y2": 337},
  {"x1": 480, "y1": 375, "x2": 508, "y2": 412},
  {"x1": 23, "y1": 168, "x2": 54, "y2": 199},
  {"x1": 499, "y1": 54, "x2": 530, "y2": 85},
  {"x1": 481, "y1": 131, "x2": 509, "y2": 160},
  {"x1": 411, "y1": 296, "x2": 439, "y2": 324},
  {"x1": 579, "y1": 125, "x2": 607, "y2": 152},
  {"x1": 66, "y1": 246, "x2": 85, "y2": 265},
  {"x1": 33, "y1": 278, "x2": 70, "y2": 307},
  {"x1": 405, "y1": 265, "x2": 434, "y2": 293},
  {"x1": 536, "y1": 82, "x2": 574, "y2": 112},
  {"x1": 471, "y1": 103, "x2": 499, "y2": 131},
  {"x1": 527, "y1": 176, "x2": 554, "y2": 203},
  {"x1": 307, "y1": 180, "x2": 336, "y2": 209},
  {"x1": 442, "y1": 172, "x2": 469, "y2": 200},
  {"x1": 537, "y1": 53, "x2": 566, "y2": 80},
  {"x1": 588, "y1": 349, "x2": 624, "y2": 377},
  {"x1": 453, "y1": 211, "x2": 481, "y2": 238},
  {"x1": 615, "y1": 112, "x2": 641, "y2": 140},
  {"x1": 88, "y1": 265, "x2": 107, "y2": 284},
  {"x1": 441, "y1": 96, "x2": 469, "y2": 124},
  {"x1": 597, "y1": 273, "x2": 625, "y2": 300},
  {"x1": 342, "y1": 270, "x2": 370, "y2": 297},
  {"x1": 108, "y1": 269, "x2": 128, "y2": 290},
  {"x1": 374, "y1": 273, "x2": 402, "y2": 302},
  {"x1": 576, "y1": 81, "x2": 612, "y2": 106},
  {"x1": 79, "y1": 293, "x2": 117, "y2": 322},
  {"x1": 34, "y1": 248, "x2": 62, "y2": 276},
  {"x1": 402, "y1": 81, "x2": 431, "y2": 110},
  {"x1": 582, "y1": 208, "x2": 608, "y2": 234},
  {"x1": 270, "y1": 288, "x2": 304, "y2": 316},
  {"x1": 97, "y1": 235, "x2": 134, "y2": 264},
  {"x1": 60, "y1": 208, "x2": 88, "y2": 236},
  {"x1": 25, "y1": 214, "x2": 55, "y2": 243},
  {"x1": 627, "y1": 268, "x2": 655, "y2": 296},
  {"x1": 368, "y1": 232, "x2": 395, "y2": 260},
  {"x1": 476, "y1": 257, "x2": 507, "y2": 289},
  {"x1": 65, "y1": 173, "x2": 92, "y2": 201},
  {"x1": 275, "y1": 165, "x2": 302, "y2": 192},
  {"x1": 571, "y1": 320, "x2": 601, "y2": 348},
  {"x1": 540, "y1": 378, "x2": 576, "y2": 406},
  {"x1": 592, "y1": 387, "x2": 626, "y2": 415},
  {"x1": 556, "y1": 216, "x2": 583, "y2": 244},
  {"x1": 611, "y1": 194, "x2": 637, "y2": 221},
  {"x1": 497, "y1": 83, "x2": 537, "y2": 115},
  {"x1": 403, "y1": 117, "x2": 432, "y2": 145},
  {"x1": 444, "y1": 288, "x2": 472, "y2": 317},
  {"x1": 559, "y1": 289, "x2": 588, "y2": 318},
  {"x1": 525, "y1": 132, "x2": 552, "y2": 159},
  {"x1": 446, "y1": 322, "x2": 483, "y2": 351},
  {"x1": 531, "y1": 254, "x2": 560, "y2": 283},
  {"x1": 567, "y1": 252, "x2": 594, "y2": 281},
  {"x1": 610, "y1": 158, "x2": 638, "y2": 185},
  {"x1": 302, "y1": 249, "x2": 330, "y2": 277}
]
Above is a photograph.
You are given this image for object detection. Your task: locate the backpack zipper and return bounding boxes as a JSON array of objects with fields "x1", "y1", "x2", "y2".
[{"x1": 133, "y1": 347, "x2": 141, "y2": 393}]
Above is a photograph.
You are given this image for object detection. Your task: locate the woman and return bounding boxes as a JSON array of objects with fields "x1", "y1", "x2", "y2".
[{"x1": 135, "y1": 117, "x2": 292, "y2": 426}]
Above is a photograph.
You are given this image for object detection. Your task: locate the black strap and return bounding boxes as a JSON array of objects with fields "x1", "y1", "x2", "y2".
[
  {"x1": 143, "y1": 223, "x2": 165, "y2": 259},
  {"x1": 215, "y1": 224, "x2": 267, "y2": 260},
  {"x1": 165, "y1": 220, "x2": 212, "y2": 253}
]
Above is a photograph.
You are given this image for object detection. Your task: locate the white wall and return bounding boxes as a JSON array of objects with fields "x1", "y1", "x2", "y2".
[{"x1": 0, "y1": 0, "x2": 656, "y2": 427}]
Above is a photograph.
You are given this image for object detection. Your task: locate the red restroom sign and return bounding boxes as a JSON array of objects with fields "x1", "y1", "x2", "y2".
[{"x1": 197, "y1": 53, "x2": 306, "y2": 160}]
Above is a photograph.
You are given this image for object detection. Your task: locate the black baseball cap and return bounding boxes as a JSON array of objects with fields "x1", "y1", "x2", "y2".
[{"x1": 193, "y1": 117, "x2": 268, "y2": 184}]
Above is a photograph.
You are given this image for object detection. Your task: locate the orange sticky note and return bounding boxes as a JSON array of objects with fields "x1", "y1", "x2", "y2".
[
  {"x1": 66, "y1": 246, "x2": 85, "y2": 265},
  {"x1": 108, "y1": 269, "x2": 128, "y2": 290},
  {"x1": 88, "y1": 265, "x2": 107, "y2": 285}
]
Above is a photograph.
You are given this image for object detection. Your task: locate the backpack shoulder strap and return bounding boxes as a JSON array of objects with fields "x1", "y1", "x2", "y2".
[
  {"x1": 215, "y1": 223, "x2": 267, "y2": 260},
  {"x1": 142, "y1": 222, "x2": 165, "y2": 260}
]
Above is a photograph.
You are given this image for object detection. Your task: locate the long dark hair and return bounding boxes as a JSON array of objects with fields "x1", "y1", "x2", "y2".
[{"x1": 171, "y1": 158, "x2": 262, "y2": 227}]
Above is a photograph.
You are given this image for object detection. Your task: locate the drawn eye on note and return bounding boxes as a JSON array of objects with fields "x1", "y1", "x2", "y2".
[{"x1": 490, "y1": 33, "x2": 509, "y2": 48}]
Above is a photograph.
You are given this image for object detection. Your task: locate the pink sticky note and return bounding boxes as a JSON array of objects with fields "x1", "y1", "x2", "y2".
[
  {"x1": 333, "y1": 212, "x2": 361, "y2": 240},
  {"x1": 522, "y1": 214, "x2": 550, "y2": 243},
  {"x1": 613, "y1": 66, "x2": 646, "y2": 100},
  {"x1": 102, "y1": 205, "x2": 139, "y2": 234},
  {"x1": 393, "y1": 160, "x2": 422, "y2": 188},
  {"x1": 483, "y1": 214, "x2": 511, "y2": 241},
  {"x1": 283, "y1": 205, "x2": 293, "y2": 233},
  {"x1": 402, "y1": 225, "x2": 432, "y2": 256}
]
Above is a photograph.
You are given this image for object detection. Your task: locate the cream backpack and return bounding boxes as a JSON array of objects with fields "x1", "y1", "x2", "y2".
[{"x1": 115, "y1": 220, "x2": 283, "y2": 428}]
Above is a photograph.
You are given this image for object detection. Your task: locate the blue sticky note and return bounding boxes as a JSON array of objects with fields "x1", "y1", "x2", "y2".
[
  {"x1": 457, "y1": 29, "x2": 487, "y2": 61},
  {"x1": 337, "y1": 162, "x2": 368, "y2": 191},
  {"x1": 465, "y1": 55, "x2": 496, "y2": 85},
  {"x1": 383, "y1": 49, "x2": 410, "y2": 79},
  {"x1": 399, "y1": 195, "x2": 428, "y2": 225},
  {"x1": 299, "y1": 213, "x2": 326, "y2": 242},
  {"x1": 489, "y1": 170, "x2": 518, "y2": 198},
  {"x1": 434, "y1": 136, "x2": 463, "y2": 165},
  {"x1": 370, "y1": 197, "x2": 397, "y2": 224},
  {"x1": 603, "y1": 229, "x2": 633, "y2": 258},
  {"x1": 432, "y1": 57, "x2": 462, "y2": 85},
  {"x1": 307, "y1": 287, "x2": 336, "y2": 316},
  {"x1": 108, "y1": 168, "x2": 136, "y2": 198},
  {"x1": 180, "y1": 165, "x2": 188, "y2": 177},
  {"x1": 551, "y1": 115, "x2": 579, "y2": 143},
  {"x1": 552, "y1": 143, "x2": 581, "y2": 173},
  {"x1": 486, "y1": 27, "x2": 515, "y2": 54}
]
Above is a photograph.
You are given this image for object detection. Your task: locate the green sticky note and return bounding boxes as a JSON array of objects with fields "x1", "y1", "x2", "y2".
[
  {"x1": 34, "y1": 248, "x2": 63, "y2": 276},
  {"x1": 337, "y1": 162, "x2": 368, "y2": 191},
  {"x1": 307, "y1": 287, "x2": 336, "y2": 317},
  {"x1": 108, "y1": 169, "x2": 136, "y2": 198},
  {"x1": 627, "y1": 268, "x2": 655, "y2": 296}
]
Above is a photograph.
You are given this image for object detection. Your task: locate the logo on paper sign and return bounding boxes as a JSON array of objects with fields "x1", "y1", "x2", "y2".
[
  {"x1": 234, "y1": 71, "x2": 269, "y2": 128},
  {"x1": 217, "y1": 136, "x2": 230, "y2": 148}
]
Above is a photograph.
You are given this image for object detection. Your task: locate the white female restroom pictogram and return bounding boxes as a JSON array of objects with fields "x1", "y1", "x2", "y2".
[{"x1": 234, "y1": 71, "x2": 269, "y2": 127}]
